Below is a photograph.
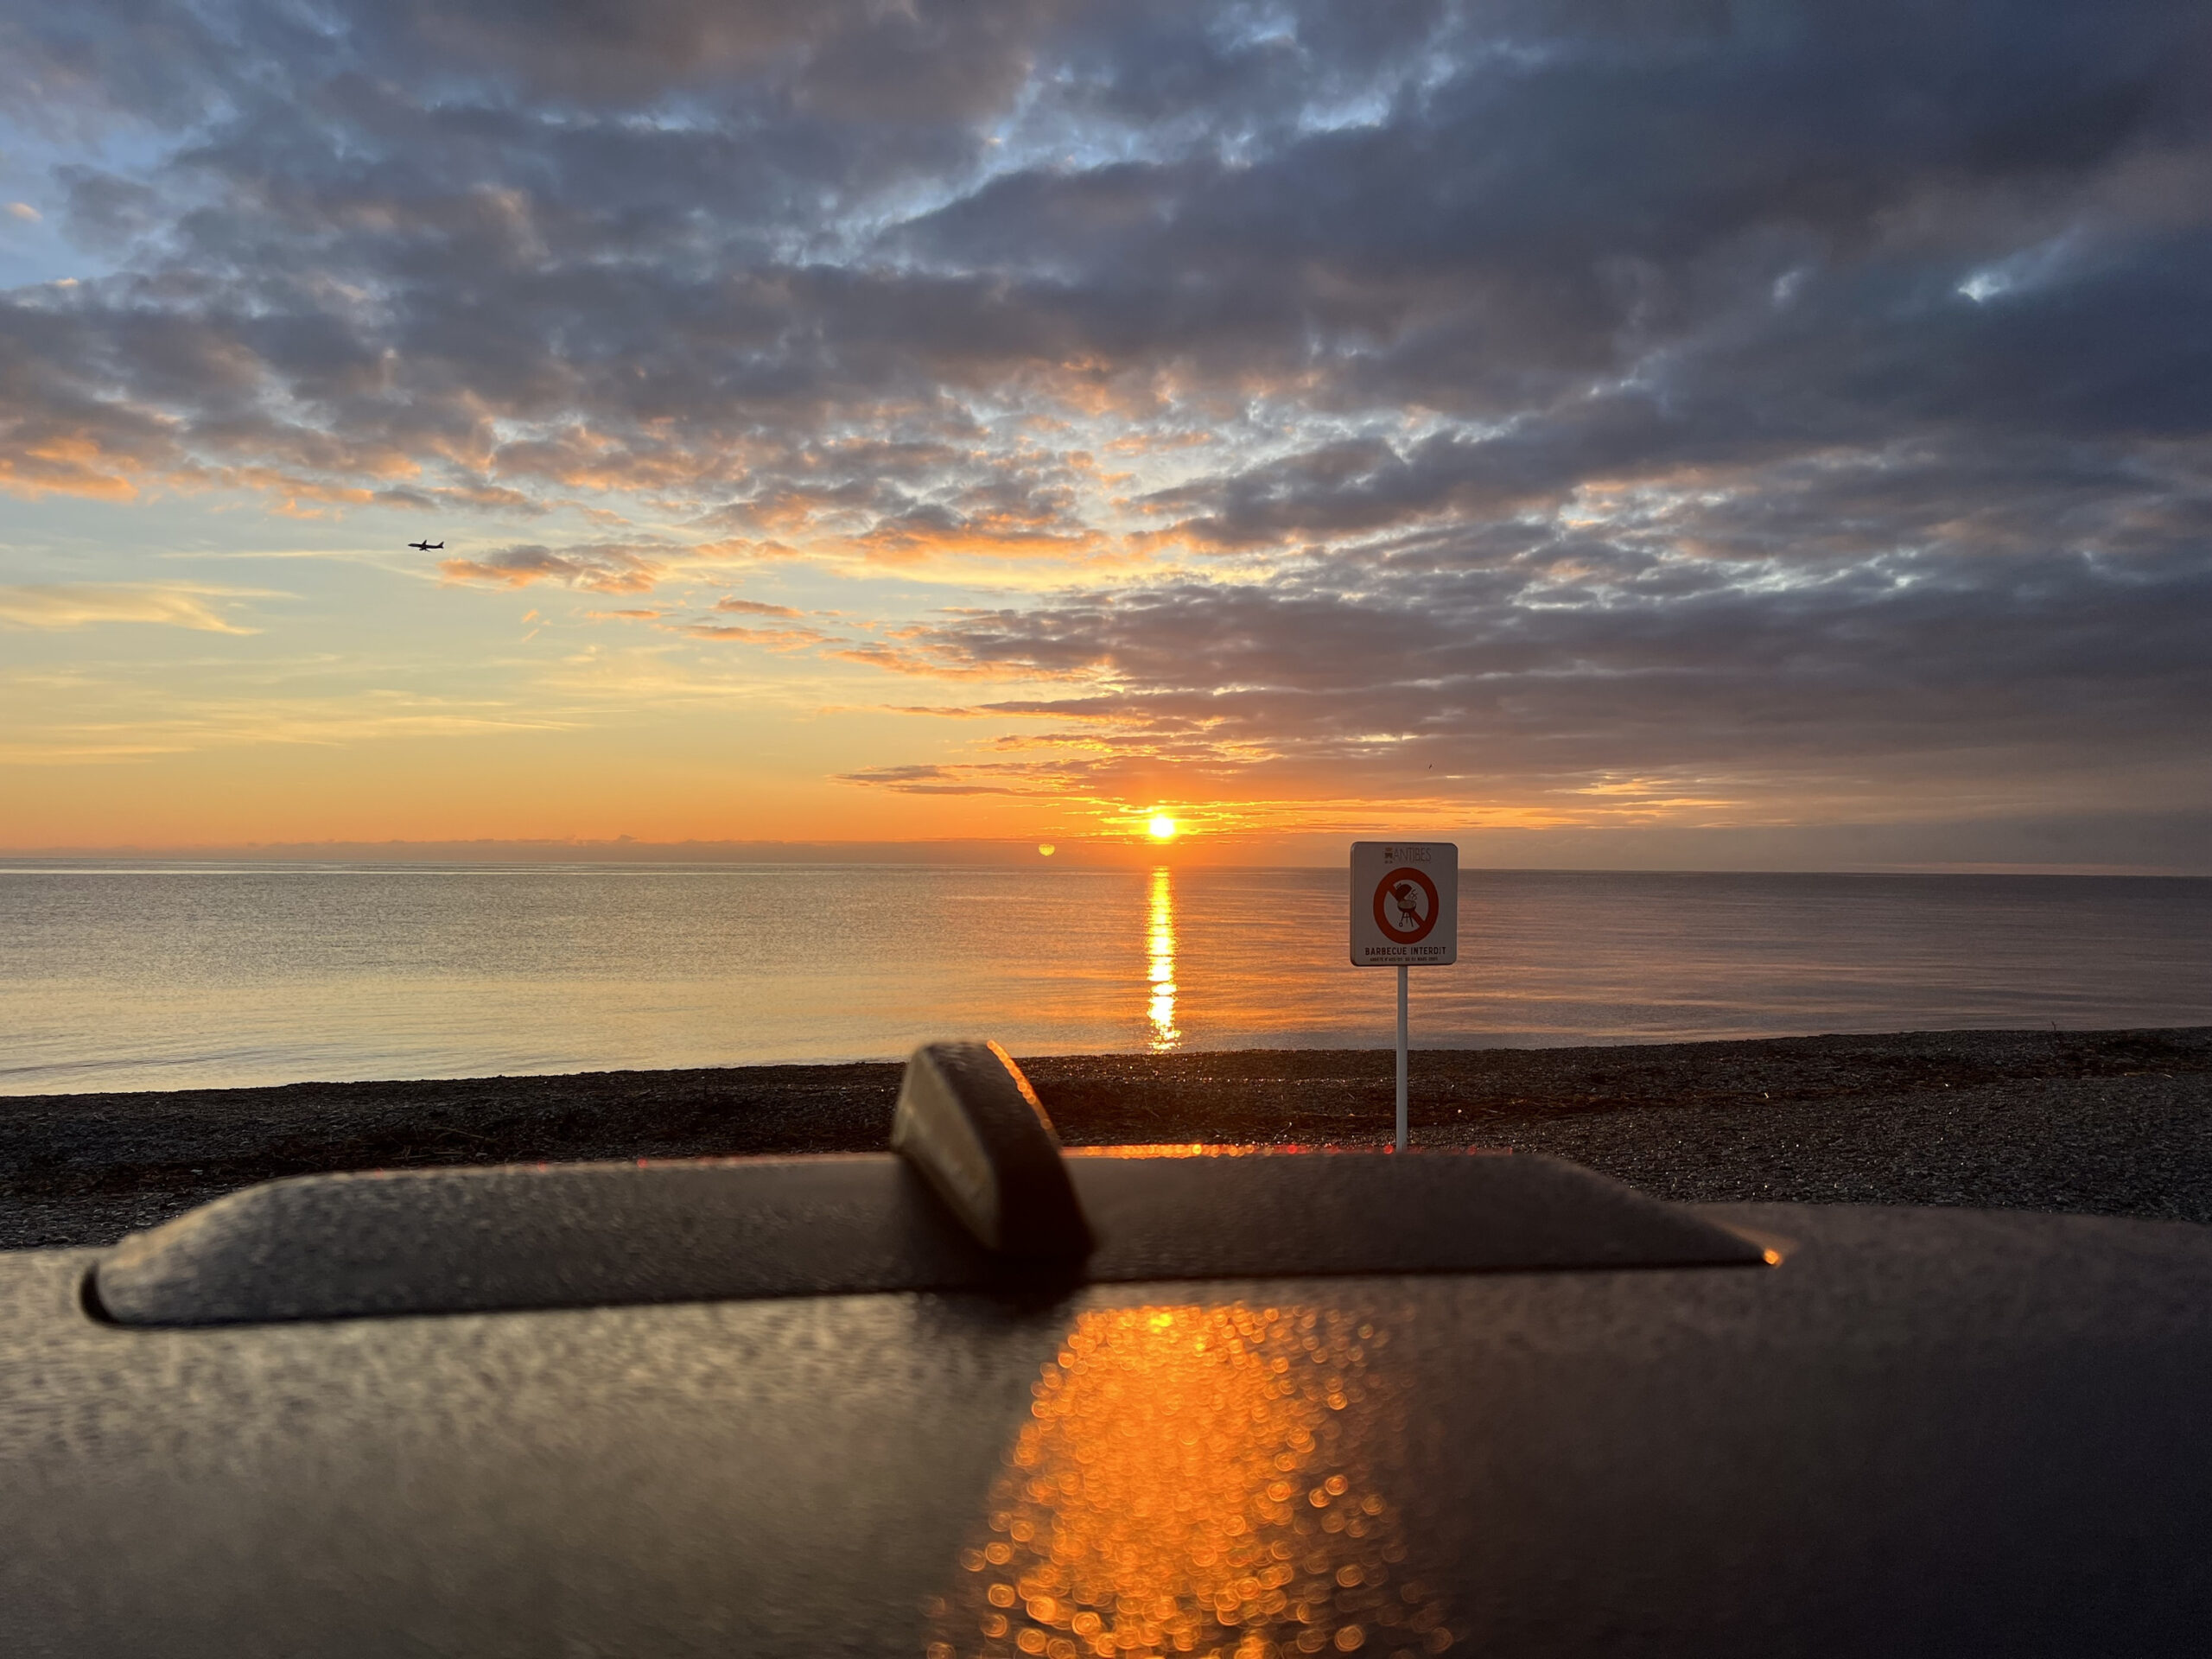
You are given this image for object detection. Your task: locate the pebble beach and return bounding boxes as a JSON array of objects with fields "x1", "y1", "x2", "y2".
[{"x1": 4, "y1": 1026, "x2": 2207, "y2": 1250}]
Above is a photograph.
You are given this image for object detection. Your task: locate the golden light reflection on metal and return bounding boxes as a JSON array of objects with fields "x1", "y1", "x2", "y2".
[
  {"x1": 1146, "y1": 868, "x2": 1181, "y2": 1052},
  {"x1": 1065, "y1": 1145, "x2": 1270, "y2": 1160},
  {"x1": 927, "y1": 1304, "x2": 1453, "y2": 1659}
]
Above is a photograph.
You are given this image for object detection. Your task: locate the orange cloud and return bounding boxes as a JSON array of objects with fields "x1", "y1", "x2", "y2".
[
  {"x1": 440, "y1": 543, "x2": 665, "y2": 593},
  {"x1": 827, "y1": 640, "x2": 1081, "y2": 679},
  {"x1": 0, "y1": 434, "x2": 149, "y2": 501},
  {"x1": 669, "y1": 620, "x2": 827, "y2": 650}
]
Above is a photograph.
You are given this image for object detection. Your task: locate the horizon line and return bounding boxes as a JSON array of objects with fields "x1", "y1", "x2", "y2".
[{"x1": 0, "y1": 837, "x2": 2201, "y2": 880}]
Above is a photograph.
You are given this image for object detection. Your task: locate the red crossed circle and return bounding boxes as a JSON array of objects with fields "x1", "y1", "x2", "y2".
[{"x1": 1372, "y1": 868, "x2": 1440, "y2": 944}]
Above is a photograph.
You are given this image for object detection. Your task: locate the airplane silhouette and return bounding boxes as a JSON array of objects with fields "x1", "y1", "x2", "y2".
[{"x1": 408, "y1": 540, "x2": 444, "y2": 551}]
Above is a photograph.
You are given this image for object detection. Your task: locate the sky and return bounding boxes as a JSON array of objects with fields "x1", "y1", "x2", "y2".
[{"x1": 2, "y1": 0, "x2": 2208, "y2": 867}]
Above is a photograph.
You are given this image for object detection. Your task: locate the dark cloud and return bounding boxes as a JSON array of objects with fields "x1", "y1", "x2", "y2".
[
  {"x1": 848, "y1": 528, "x2": 2212, "y2": 816},
  {"x1": 4, "y1": 0, "x2": 2210, "y2": 823},
  {"x1": 837, "y1": 764, "x2": 1027, "y2": 797}
]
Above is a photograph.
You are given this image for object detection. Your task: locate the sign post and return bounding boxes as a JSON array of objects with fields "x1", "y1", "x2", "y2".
[{"x1": 1349, "y1": 842, "x2": 1459, "y2": 1151}]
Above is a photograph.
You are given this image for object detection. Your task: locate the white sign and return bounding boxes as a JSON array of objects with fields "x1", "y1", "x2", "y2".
[{"x1": 1349, "y1": 842, "x2": 1459, "y2": 967}]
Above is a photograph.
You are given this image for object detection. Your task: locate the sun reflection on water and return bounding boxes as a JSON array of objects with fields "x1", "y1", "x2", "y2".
[
  {"x1": 928, "y1": 1303, "x2": 1452, "y2": 1659},
  {"x1": 1147, "y1": 868, "x2": 1181, "y2": 1052}
]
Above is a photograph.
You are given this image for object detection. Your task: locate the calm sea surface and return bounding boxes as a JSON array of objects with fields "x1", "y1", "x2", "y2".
[{"x1": 3, "y1": 861, "x2": 2209, "y2": 1096}]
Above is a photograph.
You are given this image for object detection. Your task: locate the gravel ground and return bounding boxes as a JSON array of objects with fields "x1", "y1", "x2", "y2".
[{"x1": 3, "y1": 1026, "x2": 2207, "y2": 1249}]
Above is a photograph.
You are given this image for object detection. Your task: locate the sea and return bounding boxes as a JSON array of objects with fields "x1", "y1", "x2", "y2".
[{"x1": 3, "y1": 861, "x2": 2209, "y2": 1096}]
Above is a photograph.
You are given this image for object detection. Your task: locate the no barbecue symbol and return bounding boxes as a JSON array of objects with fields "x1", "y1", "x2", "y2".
[
  {"x1": 1372, "y1": 868, "x2": 1440, "y2": 944},
  {"x1": 1349, "y1": 840, "x2": 1456, "y2": 967}
]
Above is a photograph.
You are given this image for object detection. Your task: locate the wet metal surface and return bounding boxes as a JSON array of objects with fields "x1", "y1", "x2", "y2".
[
  {"x1": 5, "y1": 1205, "x2": 2212, "y2": 1655},
  {"x1": 92, "y1": 1150, "x2": 1763, "y2": 1325}
]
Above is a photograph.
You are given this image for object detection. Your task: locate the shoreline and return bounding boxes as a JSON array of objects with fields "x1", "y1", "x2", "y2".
[{"x1": 3, "y1": 1025, "x2": 2208, "y2": 1250}]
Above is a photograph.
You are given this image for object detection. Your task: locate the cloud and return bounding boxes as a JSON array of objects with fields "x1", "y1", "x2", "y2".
[
  {"x1": 836, "y1": 764, "x2": 1029, "y2": 797},
  {"x1": 439, "y1": 543, "x2": 664, "y2": 592},
  {"x1": 0, "y1": 583, "x2": 267, "y2": 633},
  {"x1": 841, "y1": 526, "x2": 2212, "y2": 822},
  {"x1": 13, "y1": 2, "x2": 2207, "y2": 531},
  {"x1": 669, "y1": 620, "x2": 827, "y2": 650},
  {"x1": 5, "y1": 0, "x2": 2210, "y2": 827}
]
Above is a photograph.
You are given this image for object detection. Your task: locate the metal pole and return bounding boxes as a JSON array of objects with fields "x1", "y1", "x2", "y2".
[{"x1": 1395, "y1": 963, "x2": 1408, "y2": 1152}]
